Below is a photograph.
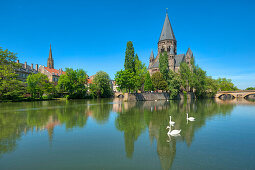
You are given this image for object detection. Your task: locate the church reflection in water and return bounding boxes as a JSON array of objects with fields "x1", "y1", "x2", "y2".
[{"x1": 0, "y1": 98, "x2": 237, "y2": 169}]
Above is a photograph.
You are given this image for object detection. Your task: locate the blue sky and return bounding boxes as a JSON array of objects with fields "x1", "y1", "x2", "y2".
[{"x1": 1, "y1": 0, "x2": 254, "y2": 89}]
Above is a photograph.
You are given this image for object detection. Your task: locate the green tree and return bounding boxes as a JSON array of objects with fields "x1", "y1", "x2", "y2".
[
  {"x1": 57, "y1": 68, "x2": 88, "y2": 99},
  {"x1": 151, "y1": 72, "x2": 167, "y2": 91},
  {"x1": 217, "y1": 78, "x2": 238, "y2": 91},
  {"x1": 167, "y1": 70, "x2": 181, "y2": 98},
  {"x1": 124, "y1": 41, "x2": 135, "y2": 72},
  {"x1": 0, "y1": 48, "x2": 26, "y2": 101},
  {"x1": 179, "y1": 62, "x2": 193, "y2": 92},
  {"x1": 26, "y1": 73, "x2": 53, "y2": 99},
  {"x1": 89, "y1": 71, "x2": 113, "y2": 98},
  {"x1": 159, "y1": 51, "x2": 169, "y2": 80},
  {"x1": 206, "y1": 76, "x2": 219, "y2": 97},
  {"x1": 144, "y1": 72, "x2": 154, "y2": 91},
  {"x1": 115, "y1": 69, "x2": 138, "y2": 93},
  {"x1": 246, "y1": 87, "x2": 255, "y2": 90},
  {"x1": 134, "y1": 54, "x2": 147, "y2": 91}
]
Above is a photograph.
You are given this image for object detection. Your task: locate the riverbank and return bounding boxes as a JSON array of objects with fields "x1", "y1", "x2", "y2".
[{"x1": 0, "y1": 97, "x2": 67, "y2": 103}]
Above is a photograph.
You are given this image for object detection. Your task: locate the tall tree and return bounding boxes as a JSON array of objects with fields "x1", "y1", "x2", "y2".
[
  {"x1": 134, "y1": 54, "x2": 147, "y2": 91},
  {"x1": 159, "y1": 51, "x2": 169, "y2": 80},
  {"x1": 124, "y1": 41, "x2": 135, "y2": 72}
]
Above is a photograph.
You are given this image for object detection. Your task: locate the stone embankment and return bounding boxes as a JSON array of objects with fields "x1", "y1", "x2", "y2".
[{"x1": 122, "y1": 92, "x2": 195, "y2": 101}]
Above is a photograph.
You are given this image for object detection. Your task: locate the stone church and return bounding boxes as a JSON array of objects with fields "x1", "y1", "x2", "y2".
[{"x1": 148, "y1": 12, "x2": 194, "y2": 75}]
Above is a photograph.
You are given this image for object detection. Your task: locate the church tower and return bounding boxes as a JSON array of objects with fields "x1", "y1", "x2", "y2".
[
  {"x1": 158, "y1": 11, "x2": 176, "y2": 55},
  {"x1": 47, "y1": 44, "x2": 54, "y2": 69}
]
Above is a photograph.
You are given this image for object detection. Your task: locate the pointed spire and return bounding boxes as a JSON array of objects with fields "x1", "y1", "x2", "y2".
[
  {"x1": 159, "y1": 12, "x2": 176, "y2": 41},
  {"x1": 150, "y1": 50, "x2": 154, "y2": 60},
  {"x1": 49, "y1": 44, "x2": 52, "y2": 59},
  {"x1": 47, "y1": 44, "x2": 54, "y2": 69}
]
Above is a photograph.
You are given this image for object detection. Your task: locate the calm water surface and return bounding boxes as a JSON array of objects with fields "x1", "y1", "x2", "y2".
[{"x1": 0, "y1": 99, "x2": 255, "y2": 170}]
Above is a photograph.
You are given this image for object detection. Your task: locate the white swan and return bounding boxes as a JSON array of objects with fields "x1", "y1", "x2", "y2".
[
  {"x1": 167, "y1": 123, "x2": 181, "y2": 136},
  {"x1": 169, "y1": 116, "x2": 175, "y2": 126},
  {"x1": 167, "y1": 129, "x2": 181, "y2": 136},
  {"x1": 186, "y1": 113, "x2": 195, "y2": 121}
]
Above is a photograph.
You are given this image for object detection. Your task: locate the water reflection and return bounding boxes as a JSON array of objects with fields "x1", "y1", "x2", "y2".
[{"x1": 0, "y1": 98, "x2": 247, "y2": 169}]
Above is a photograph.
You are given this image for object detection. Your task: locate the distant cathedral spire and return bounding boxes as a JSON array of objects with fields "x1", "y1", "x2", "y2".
[
  {"x1": 47, "y1": 44, "x2": 54, "y2": 69},
  {"x1": 159, "y1": 12, "x2": 175, "y2": 41}
]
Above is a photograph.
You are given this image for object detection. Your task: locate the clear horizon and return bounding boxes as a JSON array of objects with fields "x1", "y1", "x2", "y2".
[{"x1": 1, "y1": 0, "x2": 254, "y2": 89}]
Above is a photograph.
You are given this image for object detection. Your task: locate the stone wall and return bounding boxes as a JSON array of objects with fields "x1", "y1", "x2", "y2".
[{"x1": 123, "y1": 92, "x2": 170, "y2": 101}]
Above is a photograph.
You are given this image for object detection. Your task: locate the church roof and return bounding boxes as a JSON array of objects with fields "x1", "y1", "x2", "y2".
[
  {"x1": 150, "y1": 60, "x2": 159, "y2": 68},
  {"x1": 175, "y1": 54, "x2": 185, "y2": 67},
  {"x1": 44, "y1": 67, "x2": 65, "y2": 76},
  {"x1": 159, "y1": 13, "x2": 176, "y2": 41}
]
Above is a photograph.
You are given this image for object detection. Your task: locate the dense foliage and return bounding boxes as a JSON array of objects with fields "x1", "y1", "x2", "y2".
[
  {"x1": 115, "y1": 69, "x2": 138, "y2": 92},
  {"x1": 0, "y1": 48, "x2": 26, "y2": 101},
  {"x1": 246, "y1": 87, "x2": 255, "y2": 90},
  {"x1": 89, "y1": 71, "x2": 113, "y2": 98},
  {"x1": 27, "y1": 73, "x2": 55, "y2": 99},
  {"x1": 57, "y1": 68, "x2": 88, "y2": 99},
  {"x1": 144, "y1": 72, "x2": 154, "y2": 91},
  {"x1": 151, "y1": 72, "x2": 168, "y2": 91},
  {"x1": 216, "y1": 78, "x2": 238, "y2": 91}
]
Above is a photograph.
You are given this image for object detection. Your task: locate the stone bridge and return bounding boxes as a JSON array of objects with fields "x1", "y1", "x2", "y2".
[
  {"x1": 215, "y1": 90, "x2": 255, "y2": 99},
  {"x1": 114, "y1": 92, "x2": 124, "y2": 98}
]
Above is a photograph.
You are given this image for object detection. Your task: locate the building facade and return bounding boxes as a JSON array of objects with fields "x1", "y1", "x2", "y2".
[
  {"x1": 16, "y1": 60, "x2": 38, "y2": 82},
  {"x1": 148, "y1": 12, "x2": 194, "y2": 75}
]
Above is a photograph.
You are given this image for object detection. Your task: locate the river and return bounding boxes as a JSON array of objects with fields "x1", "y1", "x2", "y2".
[{"x1": 0, "y1": 99, "x2": 255, "y2": 169}]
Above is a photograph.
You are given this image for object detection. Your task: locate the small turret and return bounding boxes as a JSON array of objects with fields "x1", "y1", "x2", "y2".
[
  {"x1": 150, "y1": 50, "x2": 154, "y2": 62},
  {"x1": 185, "y1": 48, "x2": 193, "y2": 65}
]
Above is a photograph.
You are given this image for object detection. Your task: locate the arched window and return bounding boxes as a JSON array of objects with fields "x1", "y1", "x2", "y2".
[
  {"x1": 167, "y1": 46, "x2": 170, "y2": 52},
  {"x1": 161, "y1": 48, "x2": 164, "y2": 53}
]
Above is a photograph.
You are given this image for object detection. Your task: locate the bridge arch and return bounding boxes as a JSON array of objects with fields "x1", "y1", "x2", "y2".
[
  {"x1": 114, "y1": 92, "x2": 124, "y2": 98},
  {"x1": 218, "y1": 93, "x2": 236, "y2": 100},
  {"x1": 243, "y1": 92, "x2": 255, "y2": 99}
]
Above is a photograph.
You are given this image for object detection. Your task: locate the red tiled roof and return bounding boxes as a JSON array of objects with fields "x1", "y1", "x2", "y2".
[
  {"x1": 44, "y1": 67, "x2": 65, "y2": 76},
  {"x1": 87, "y1": 78, "x2": 93, "y2": 84}
]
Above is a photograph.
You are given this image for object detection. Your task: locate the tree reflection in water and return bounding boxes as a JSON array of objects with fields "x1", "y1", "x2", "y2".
[
  {"x1": 0, "y1": 98, "x2": 236, "y2": 169},
  {"x1": 114, "y1": 99, "x2": 235, "y2": 170}
]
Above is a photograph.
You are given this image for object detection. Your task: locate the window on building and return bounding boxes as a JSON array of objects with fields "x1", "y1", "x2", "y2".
[{"x1": 161, "y1": 48, "x2": 164, "y2": 53}]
